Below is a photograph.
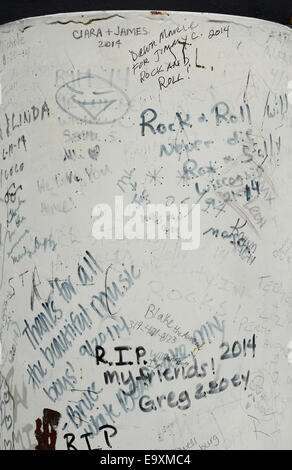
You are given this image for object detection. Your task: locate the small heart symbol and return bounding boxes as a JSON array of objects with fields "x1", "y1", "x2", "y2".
[
  {"x1": 88, "y1": 144, "x2": 100, "y2": 160},
  {"x1": 5, "y1": 414, "x2": 12, "y2": 430}
]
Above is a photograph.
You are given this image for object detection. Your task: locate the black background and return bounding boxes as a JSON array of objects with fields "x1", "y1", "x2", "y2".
[{"x1": 0, "y1": 0, "x2": 291, "y2": 26}]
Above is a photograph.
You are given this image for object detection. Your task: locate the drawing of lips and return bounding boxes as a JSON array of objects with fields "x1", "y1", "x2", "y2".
[{"x1": 55, "y1": 74, "x2": 130, "y2": 124}]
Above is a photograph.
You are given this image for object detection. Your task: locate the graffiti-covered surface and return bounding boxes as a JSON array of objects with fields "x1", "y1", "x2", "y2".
[{"x1": 0, "y1": 10, "x2": 291, "y2": 450}]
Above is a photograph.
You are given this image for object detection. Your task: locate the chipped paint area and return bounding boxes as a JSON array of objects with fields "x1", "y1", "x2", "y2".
[{"x1": 35, "y1": 409, "x2": 61, "y2": 450}]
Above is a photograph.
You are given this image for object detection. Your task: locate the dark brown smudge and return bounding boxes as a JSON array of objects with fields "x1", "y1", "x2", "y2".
[{"x1": 35, "y1": 408, "x2": 61, "y2": 450}]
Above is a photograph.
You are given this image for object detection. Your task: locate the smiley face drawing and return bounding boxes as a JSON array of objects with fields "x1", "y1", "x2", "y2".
[{"x1": 55, "y1": 74, "x2": 131, "y2": 125}]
